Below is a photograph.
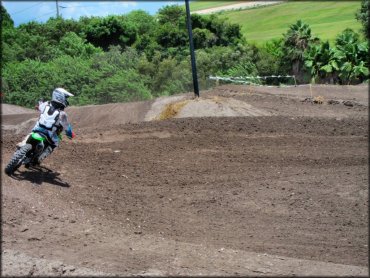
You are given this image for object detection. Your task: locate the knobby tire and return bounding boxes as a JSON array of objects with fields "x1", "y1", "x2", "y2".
[{"x1": 5, "y1": 144, "x2": 32, "y2": 175}]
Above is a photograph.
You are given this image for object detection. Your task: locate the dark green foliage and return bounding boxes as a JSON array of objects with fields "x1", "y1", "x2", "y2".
[
  {"x1": 193, "y1": 28, "x2": 217, "y2": 48},
  {"x1": 304, "y1": 41, "x2": 340, "y2": 84},
  {"x1": 82, "y1": 16, "x2": 137, "y2": 50},
  {"x1": 157, "y1": 5, "x2": 186, "y2": 27},
  {"x1": 1, "y1": 4, "x2": 14, "y2": 28},
  {"x1": 150, "y1": 57, "x2": 192, "y2": 96},
  {"x1": 59, "y1": 32, "x2": 102, "y2": 58},
  {"x1": 304, "y1": 29, "x2": 369, "y2": 84},
  {"x1": 334, "y1": 29, "x2": 369, "y2": 84},
  {"x1": 18, "y1": 17, "x2": 82, "y2": 44},
  {"x1": 282, "y1": 20, "x2": 319, "y2": 82},
  {"x1": 2, "y1": 4, "x2": 369, "y2": 109},
  {"x1": 126, "y1": 10, "x2": 157, "y2": 36},
  {"x1": 155, "y1": 22, "x2": 189, "y2": 48},
  {"x1": 3, "y1": 56, "x2": 99, "y2": 107},
  {"x1": 255, "y1": 40, "x2": 289, "y2": 76},
  {"x1": 205, "y1": 14, "x2": 243, "y2": 46},
  {"x1": 2, "y1": 28, "x2": 24, "y2": 63},
  {"x1": 356, "y1": 0, "x2": 369, "y2": 39},
  {"x1": 94, "y1": 70, "x2": 152, "y2": 104}
]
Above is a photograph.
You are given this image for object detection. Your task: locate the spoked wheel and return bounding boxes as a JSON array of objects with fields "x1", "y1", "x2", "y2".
[{"x1": 5, "y1": 144, "x2": 32, "y2": 175}]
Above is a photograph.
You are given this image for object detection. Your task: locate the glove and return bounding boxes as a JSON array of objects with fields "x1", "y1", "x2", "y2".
[
  {"x1": 65, "y1": 124, "x2": 75, "y2": 139},
  {"x1": 35, "y1": 98, "x2": 44, "y2": 111}
]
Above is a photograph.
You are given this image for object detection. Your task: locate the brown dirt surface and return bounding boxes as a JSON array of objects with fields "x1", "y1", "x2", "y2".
[
  {"x1": 1, "y1": 84, "x2": 368, "y2": 276},
  {"x1": 1, "y1": 103, "x2": 35, "y2": 115}
]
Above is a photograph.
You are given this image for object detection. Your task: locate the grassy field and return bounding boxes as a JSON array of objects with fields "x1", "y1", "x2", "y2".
[
  {"x1": 199, "y1": 1, "x2": 362, "y2": 45},
  {"x1": 190, "y1": 1, "x2": 244, "y2": 11}
]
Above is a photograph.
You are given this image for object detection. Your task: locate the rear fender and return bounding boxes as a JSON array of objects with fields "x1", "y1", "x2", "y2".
[
  {"x1": 27, "y1": 132, "x2": 46, "y2": 154},
  {"x1": 31, "y1": 132, "x2": 46, "y2": 141}
]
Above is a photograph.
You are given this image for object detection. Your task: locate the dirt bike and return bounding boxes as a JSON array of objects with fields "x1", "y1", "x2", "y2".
[{"x1": 5, "y1": 132, "x2": 55, "y2": 176}]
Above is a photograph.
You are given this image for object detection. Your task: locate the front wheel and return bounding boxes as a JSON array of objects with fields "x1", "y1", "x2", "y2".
[{"x1": 5, "y1": 144, "x2": 32, "y2": 175}]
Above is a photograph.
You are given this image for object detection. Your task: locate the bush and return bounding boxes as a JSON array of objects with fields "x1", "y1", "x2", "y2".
[{"x1": 93, "y1": 70, "x2": 152, "y2": 104}]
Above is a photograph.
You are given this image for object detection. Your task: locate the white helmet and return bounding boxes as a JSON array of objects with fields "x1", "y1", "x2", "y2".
[{"x1": 51, "y1": 88, "x2": 74, "y2": 109}]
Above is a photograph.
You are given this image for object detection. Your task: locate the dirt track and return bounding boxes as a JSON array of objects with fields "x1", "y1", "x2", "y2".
[
  {"x1": 1, "y1": 85, "x2": 368, "y2": 276},
  {"x1": 193, "y1": 1, "x2": 282, "y2": 15}
]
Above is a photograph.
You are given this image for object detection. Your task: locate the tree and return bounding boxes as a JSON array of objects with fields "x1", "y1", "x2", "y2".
[
  {"x1": 255, "y1": 39, "x2": 288, "y2": 81},
  {"x1": 155, "y1": 22, "x2": 188, "y2": 48},
  {"x1": 304, "y1": 41, "x2": 339, "y2": 84},
  {"x1": 334, "y1": 29, "x2": 369, "y2": 84},
  {"x1": 205, "y1": 14, "x2": 243, "y2": 47},
  {"x1": 0, "y1": 4, "x2": 14, "y2": 28},
  {"x1": 157, "y1": 5, "x2": 186, "y2": 27},
  {"x1": 13, "y1": 30, "x2": 60, "y2": 61},
  {"x1": 94, "y1": 70, "x2": 152, "y2": 104},
  {"x1": 2, "y1": 5, "x2": 255, "y2": 107},
  {"x1": 193, "y1": 28, "x2": 217, "y2": 49},
  {"x1": 356, "y1": 0, "x2": 369, "y2": 40},
  {"x1": 59, "y1": 32, "x2": 102, "y2": 58},
  {"x1": 282, "y1": 20, "x2": 319, "y2": 82},
  {"x1": 82, "y1": 16, "x2": 137, "y2": 50},
  {"x1": 126, "y1": 10, "x2": 157, "y2": 36}
]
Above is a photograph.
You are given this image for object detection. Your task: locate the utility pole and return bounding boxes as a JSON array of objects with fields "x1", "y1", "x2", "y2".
[
  {"x1": 56, "y1": 0, "x2": 60, "y2": 18},
  {"x1": 185, "y1": 0, "x2": 200, "y2": 97}
]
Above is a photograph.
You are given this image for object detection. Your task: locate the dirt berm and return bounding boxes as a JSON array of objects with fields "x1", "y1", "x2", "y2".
[{"x1": 2, "y1": 84, "x2": 368, "y2": 276}]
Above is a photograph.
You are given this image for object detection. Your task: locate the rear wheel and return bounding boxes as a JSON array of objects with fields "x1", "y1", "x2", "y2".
[{"x1": 5, "y1": 144, "x2": 32, "y2": 175}]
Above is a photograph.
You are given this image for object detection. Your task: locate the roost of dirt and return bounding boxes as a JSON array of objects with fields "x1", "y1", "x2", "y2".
[{"x1": 157, "y1": 100, "x2": 189, "y2": 120}]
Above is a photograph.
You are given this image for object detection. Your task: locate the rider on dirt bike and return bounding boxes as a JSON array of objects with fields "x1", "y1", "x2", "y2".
[{"x1": 17, "y1": 88, "x2": 75, "y2": 166}]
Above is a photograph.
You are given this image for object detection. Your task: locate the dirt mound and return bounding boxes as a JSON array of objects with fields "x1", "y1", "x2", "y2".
[
  {"x1": 145, "y1": 94, "x2": 270, "y2": 121},
  {"x1": 1, "y1": 103, "x2": 35, "y2": 115},
  {"x1": 3, "y1": 84, "x2": 367, "y2": 135},
  {"x1": 67, "y1": 100, "x2": 153, "y2": 129},
  {"x1": 1, "y1": 100, "x2": 154, "y2": 135}
]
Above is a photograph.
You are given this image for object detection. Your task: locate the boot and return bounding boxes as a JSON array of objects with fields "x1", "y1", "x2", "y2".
[
  {"x1": 17, "y1": 133, "x2": 31, "y2": 148},
  {"x1": 37, "y1": 146, "x2": 54, "y2": 164}
]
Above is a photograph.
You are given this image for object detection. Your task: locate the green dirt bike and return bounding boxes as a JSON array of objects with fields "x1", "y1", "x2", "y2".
[{"x1": 5, "y1": 132, "x2": 56, "y2": 175}]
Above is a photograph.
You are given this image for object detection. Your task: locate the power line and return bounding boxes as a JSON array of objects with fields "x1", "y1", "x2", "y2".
[
  {"x1": 32, "y1": 10, "x2": 57, "y2": 21},
  {"x1": 59, "y1": 4, "x2": 118, "y2": 9},
  {"x1": 10, "y1": 2, "x2": 44, "y2": 16},
  {"x1": 13, "y1": 2, "x2": 131, "y2": 22},
  {"x1": 60, "y1": 4, "x2": 99, "y2": 9}
]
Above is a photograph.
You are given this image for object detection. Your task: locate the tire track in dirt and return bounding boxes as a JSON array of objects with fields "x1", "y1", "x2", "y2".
[{"x1": 2, "y1": 85, "x2": 368, "y2": 276}]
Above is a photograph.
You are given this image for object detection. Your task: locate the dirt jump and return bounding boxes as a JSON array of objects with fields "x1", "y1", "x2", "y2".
[{"x1": 1, "y1": 84, "x2": 368, "y2": 276}]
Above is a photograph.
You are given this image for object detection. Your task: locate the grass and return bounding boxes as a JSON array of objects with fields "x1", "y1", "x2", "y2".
[
  {"x1": 190, "y1": 1, "x2": 244, "y2": 11},
  {"x1": 202, "y1": 1, "x2": 362, "y2": 45}
]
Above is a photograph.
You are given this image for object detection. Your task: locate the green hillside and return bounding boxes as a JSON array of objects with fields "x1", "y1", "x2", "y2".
[{"x1": 212, "y1": 1, "x2": 362, "y2": 45}]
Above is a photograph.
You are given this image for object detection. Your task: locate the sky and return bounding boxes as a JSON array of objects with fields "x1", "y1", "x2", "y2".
[{"x1": 2, "y1": 1, "x2": 184, "y2": 26}]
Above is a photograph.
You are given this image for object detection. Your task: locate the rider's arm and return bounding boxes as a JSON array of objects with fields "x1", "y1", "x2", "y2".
[
  {"x1": 60, "y1": 112, "x2": 75, "y2": 139},
  {"x1": 37, "y1": 101, "x2": 48, "y2": 113}
]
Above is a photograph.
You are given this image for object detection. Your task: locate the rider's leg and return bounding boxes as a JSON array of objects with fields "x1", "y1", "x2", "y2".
[
  {"x1": 37, "y1": 145, "x2": 55, "y2": 164},
  {"x1": 36, "y1": 132, "x2": 59, "y2": 164},
  {"x1": 17, "y1": 133, "x2": 31, "y2": 148}
]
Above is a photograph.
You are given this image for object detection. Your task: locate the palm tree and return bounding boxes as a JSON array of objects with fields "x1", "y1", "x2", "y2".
[
  {"x1": 305, "y1": 29, "x2": 369, "y2": 85},
  {"x1": 304, "y1": 41, "x2": 339, "y2": 84},
  {"x1": 335, "y1": 29, "x2": 369, "y2": 84},
  {"x1": 282, "y1": 20, "x2": 319, "y2": 82}
]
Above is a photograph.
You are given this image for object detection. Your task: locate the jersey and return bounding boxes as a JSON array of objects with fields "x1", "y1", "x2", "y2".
[{"x1": 32, "y1": 101, "x2": 69, "y2": 147}]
